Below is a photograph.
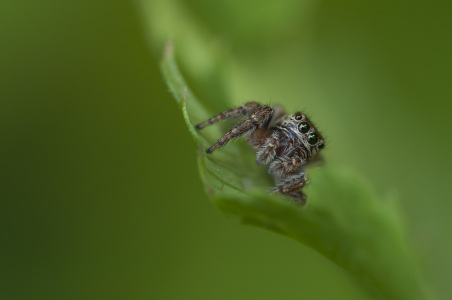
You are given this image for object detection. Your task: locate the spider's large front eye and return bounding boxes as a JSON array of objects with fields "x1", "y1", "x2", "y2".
[
  {"x1": 308, "y1": 133, "x2": 319, "y2": 145},
  {"x1": 298, "y1": 122, "x2": 310, "y2": 133}
]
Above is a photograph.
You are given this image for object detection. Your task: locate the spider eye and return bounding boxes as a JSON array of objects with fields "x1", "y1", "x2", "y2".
[
  {"x1": 298, "y1": 122, "x2": 310, "y2": 133},
  {"x1": 308, "y1": 133, "x2": 319, "y2": 145},
  {"x1": 294, "y1": 113, "x2": 303, "y2": 121},
  {"x1": 318, "y1": 141, "x2": 325, "y2": 149}
]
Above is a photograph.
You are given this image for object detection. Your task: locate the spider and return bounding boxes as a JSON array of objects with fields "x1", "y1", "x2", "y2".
[{"x1": 195, "y1": 102, "x2": 325, "y2": 204}]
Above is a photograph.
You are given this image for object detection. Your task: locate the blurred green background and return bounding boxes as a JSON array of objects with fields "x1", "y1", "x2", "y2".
[{"x1": 1, "y1": 0, "x2": 451, "y2": 299}]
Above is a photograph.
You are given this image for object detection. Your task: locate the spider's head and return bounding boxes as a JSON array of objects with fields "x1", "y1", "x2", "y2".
[{"x1": 289, "y1": 112, "x2": 325, "y2": 153}]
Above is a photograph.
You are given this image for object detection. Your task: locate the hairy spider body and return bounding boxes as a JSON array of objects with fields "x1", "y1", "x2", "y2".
[{"x1": 195, "y1": 102, "x2": 325, "y2": 204}]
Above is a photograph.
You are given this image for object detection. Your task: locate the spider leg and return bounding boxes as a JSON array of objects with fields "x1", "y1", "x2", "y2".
[
  {"x1": 195, "y1": 102, "x2": 261, "y2": 130},
  {"x1": 256, "y1": 131, "x2": 280, "y2": 165},
  {"x1": 272, "y1": 172, "x2": 307, "y2": 195},
  {"x1": 205, "y1": 105, "x2": 273, "y2": 154},
  {"x1": 269, "y1": 154, "x2": 304, "y2": 177},
  {"x1": 287, "y1": 190, "x2": 307, "y2": 205}
]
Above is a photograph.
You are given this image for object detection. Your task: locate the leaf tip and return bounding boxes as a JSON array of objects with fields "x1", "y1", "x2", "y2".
[
  {"x1": 182, "y1": 86, "x2": 187, "y2": 101},
  {"x1": 162, "y1": 39, "x2": 174, "y2": 59}
]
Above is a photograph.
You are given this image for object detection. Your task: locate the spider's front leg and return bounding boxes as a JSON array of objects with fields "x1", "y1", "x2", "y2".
[
  {"x1": 195, "y1": 102, "x2": 261, "y2": 130},
  {"x1": 272, "y1": 172, "x2": 308, "y2": 204},
  {"x1": 203, "y1": 105, "x2": 273, "y2": 154}
]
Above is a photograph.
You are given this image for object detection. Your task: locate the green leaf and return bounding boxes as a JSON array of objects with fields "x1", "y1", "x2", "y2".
[{"x1": 161, "y1": 43, "x2": 429, "y2": 300}]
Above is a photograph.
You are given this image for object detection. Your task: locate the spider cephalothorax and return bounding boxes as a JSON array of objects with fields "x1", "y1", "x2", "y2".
[{"x1": 195, "y1": 102, "x2": 325, "y2": 204}]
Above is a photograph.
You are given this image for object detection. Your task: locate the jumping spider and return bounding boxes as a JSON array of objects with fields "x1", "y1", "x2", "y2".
[{"x1": 195, "y1": 102, "x2": 325, "y2": 204}]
